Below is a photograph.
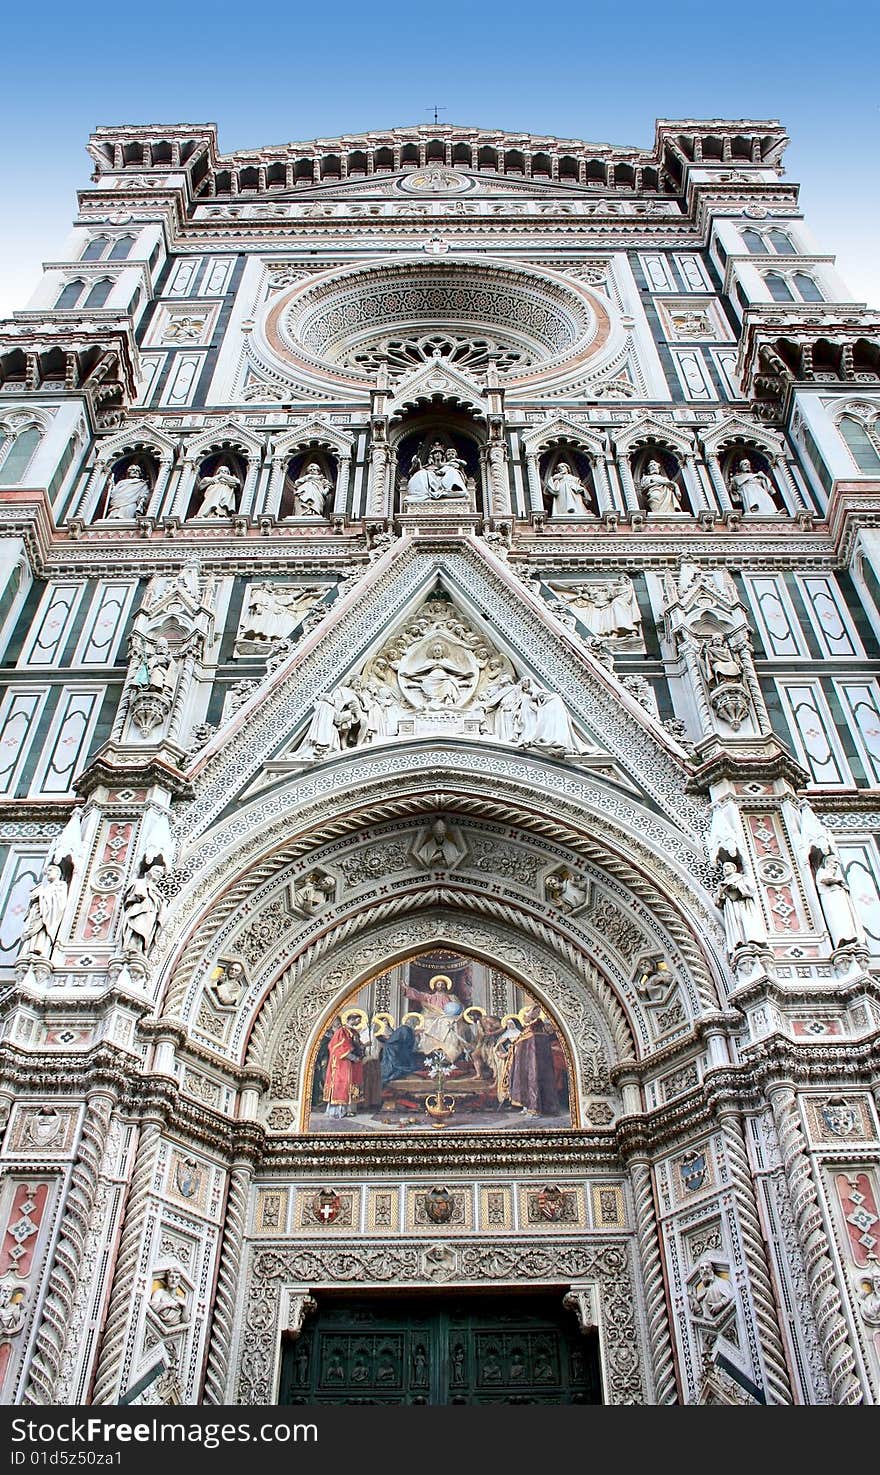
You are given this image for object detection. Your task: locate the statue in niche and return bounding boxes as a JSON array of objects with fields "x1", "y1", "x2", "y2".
[
  {"x1": 544, "y1": 461, "x2": 592, "y2": 517},
  {"x1": 119, "y1": 860, "x2": 167, "y2": 960},
  {"x1": 550, "y1": 578, "x2": 642, "y2": 639},
  {"x1": 403, "y1": 442, "x2": 472, "y2": 504},
  {"x1": 639, "y1": 458, "x2": 683, "y2": 514},
  {"x1": 699, "y1": 631, "x2": 744, "y2": 688},
  {"x1": 814, "y1": 853, "x2": 865, "y2": 950},
  {"x1": 105, "y1": 463, "x2": 150, "y2": 520},
  {"x1": 148, "y1": 1266, "x2": 189, "y2": 1331},
  {"x1": 715, "y1": 859, "x2": 767, "y2": 956},
  {"x1": 689, "y1": 1259, "x2": 735, "y2": 1327},
  {"x1": 727, "y1": 457, "x2": 778, "y2": 515},
  {"x1": 18, "y1": 862, "x2": 68, "y2": 961},
  {"x1": 288, "y1": 461, "x2": 334, "y2": 518},
  {"x1": 192, "y1": 462, "x2": 240, "y2": 518}
]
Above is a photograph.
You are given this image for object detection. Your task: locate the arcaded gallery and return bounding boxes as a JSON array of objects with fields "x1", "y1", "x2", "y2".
[{"x1": 0, "y1": 117, "x2": 878, "y2": 1406}]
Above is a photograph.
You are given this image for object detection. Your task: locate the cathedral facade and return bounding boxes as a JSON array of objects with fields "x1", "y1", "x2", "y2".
[{"x1": 0, "y1": 117, "x2": 879, "y2": 1407}]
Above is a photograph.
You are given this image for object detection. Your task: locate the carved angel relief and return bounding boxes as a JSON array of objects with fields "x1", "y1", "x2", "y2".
[{"x1": 294, "y1": 597, "x2": 594, "y2": 761}]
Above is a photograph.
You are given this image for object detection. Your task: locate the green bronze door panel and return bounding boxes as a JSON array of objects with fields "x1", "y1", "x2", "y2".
[{"x1": 280, "y1": 1294, "x2": 601, "y2": 1406}]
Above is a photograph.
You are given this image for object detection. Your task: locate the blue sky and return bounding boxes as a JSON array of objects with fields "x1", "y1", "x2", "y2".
[{"x1": 1, "y1": 0, "x2": 878, "y2": 314}]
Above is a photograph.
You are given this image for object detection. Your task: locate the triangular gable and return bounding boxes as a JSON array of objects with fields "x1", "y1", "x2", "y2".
[{"x1": 182, "y1": 536, "x2": 698, "y2": 839}]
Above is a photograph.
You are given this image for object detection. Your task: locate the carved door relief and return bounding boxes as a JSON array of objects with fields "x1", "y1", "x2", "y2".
[{"x1": 278, "y1": 1294, "x2": 601, "y2": 1405}]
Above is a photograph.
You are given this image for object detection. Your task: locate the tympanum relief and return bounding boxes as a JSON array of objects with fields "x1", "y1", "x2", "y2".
[{"x1": 294, "y1": 597, "x2": 593, "y2": 760}]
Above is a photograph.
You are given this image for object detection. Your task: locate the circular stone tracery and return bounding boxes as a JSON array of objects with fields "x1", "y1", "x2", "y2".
[{"x1": 260, "y1": 258, "x2": 615, "y2": 393}]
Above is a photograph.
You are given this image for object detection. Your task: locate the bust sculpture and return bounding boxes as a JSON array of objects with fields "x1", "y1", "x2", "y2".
[{"x1": 640, "y1": 458, "x2": 683, "y2": 514}]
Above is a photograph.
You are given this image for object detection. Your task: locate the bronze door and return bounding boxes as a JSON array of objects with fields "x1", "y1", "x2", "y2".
[{"x1": 279, "y1": 1293, "x2": 601, "y2": 1405}]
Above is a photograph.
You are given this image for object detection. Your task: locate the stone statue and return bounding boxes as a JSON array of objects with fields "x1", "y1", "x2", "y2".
[
  {"x1": 193, "y1": 462, "x2": 240, "y2": 518},
  {"x1": 544, "y1": 461, "x2": 592, "y2": 517},
  {"x1": 814, "y1": 853, "x2": 865, "y2": 949},
  {"x1": 481, "y1": 673, "x2": 523, "y2": 743},
  {"x1": 289, "y1": 461, "x2": 333, "y2": 518},
  {"x1": 148, "y1": 1267, "x2": 189, "y2": 1330},
  {"x1": 0, "y1": 1285, "x2": 25, "y2": 1337},
  {"x1": 119, "y1": 862, "x2": 167, "y2": 960},
  {"x1": 414, "y1": 819, "x2": 466, "y2": 870},
  {"x1": 728, "y1": 458, "x2": 778, "y2": 515},
  {"x1": 350, "y1": 676, "x2": 400, "y2": 743},
  {"x1": 715, "y1": 860, "x2": 767, "y2": 956},
  {"x1": 699, "y1": 632, "x2": 744, "y2": 688},
  {"x1": 554, "y1": 578, "x2": 641, "y2": 639},
  {"x1": 404, "y1": 442, "x2": 469, "y2": 503},
  {"x1": 106, "y1": 464, "x2": 150, "y2": 520},
  {"x1": 398, "y1": 638, "x2": 478, "y2": 710},
  {"x1": 639, "y1": 458, "x2": 683, "y2": 514},
  {"x1": 237, "y1": 584, "x2": 324, "y2": 647},
  {"x1": 132, "y1": 634, "x2": 175, "y2": 700},
  {"x1": 18, "y1": 862, "x2": 68, "y2": 960},
  {"x1": 293, "y1": 870, "x2": 336, "y2": 915},
  {"x1": 857, "y1": 1271, "x2": 880, "y2": 1328},
  {"x1": 210, "y1": 961, "x2": 246, "y2": 1008},
  {"x1": 689, "y1": 1259, "x2": 735, "y2": 1325},
  {"x1": 299, "y1": 683, "x2": 363, "y2": 759}
]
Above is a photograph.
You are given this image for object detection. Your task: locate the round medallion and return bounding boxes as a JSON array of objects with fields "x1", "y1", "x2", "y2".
[{"x1": 400, "y1": 169, "x2": 469, "y2": 194}]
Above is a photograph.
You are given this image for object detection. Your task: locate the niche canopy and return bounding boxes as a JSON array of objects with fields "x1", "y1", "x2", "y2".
[{"x1": 257, "y1": 257, "x2": 618, "y2": 397}]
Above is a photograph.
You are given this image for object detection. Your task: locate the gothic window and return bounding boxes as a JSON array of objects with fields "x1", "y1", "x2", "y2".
[
  {"x1": 81, "y1": 236, "x2": 109, "y2": 261},
  {"x1": 56, "y1": 279, "x2": 86, "y2": 309},
  {"x1": 793, "y1": 272, "x2": 824, "y2": 302},
  {"x1": 767, "y1": 229, "x2": 796, "y2": 254},
  {"x1": 0, "y1": 425, "x2": 41, "y2": 482},
  {"x1": 838, "y1": 414, "x2": 880, "y2": 472},
  {"x1": 84, "y1": 278, "x2": 113, "y2": 308},
  {"x1": 764, "y1": 272, "x2": 795, "y2": 302},
  {"x1": 741, "y1": 228, "x2": 770, "y2": 254},
  {"x1": 108, "y1": 235, "x2": 135, "y2": 261}
]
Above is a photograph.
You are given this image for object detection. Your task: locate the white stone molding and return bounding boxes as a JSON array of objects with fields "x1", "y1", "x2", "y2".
[{"x1": 235, "y1": 1235, "x2": 647, "y2": 1405}]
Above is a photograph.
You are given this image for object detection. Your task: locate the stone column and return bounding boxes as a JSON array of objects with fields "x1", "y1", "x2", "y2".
[
  {"x1": 202, "y1": 1159, "x2": 253, "y2": 1404},
  {"x1": 524, "y1": 453, "x2": 545, "y2": 516},
  {"x1": 773, "y1": 455, "x2": 807, "y2": 512},
  {"x1": 767, "y1": 1084, "x2": 863, "y2": 1404},
  {"x1": 705, "y1": 453, "x2": 733, "y2": 512},
  {"x1": 718, "y1": 1110, "x2": 793, "y2": 1404},
  {"x1": 23, "y1": 1091, "x2": 115, "y2": 1404},
  {"x1": 90, "y1": 1121, "x2": 163, "y2": 1405},
  {"x1": 683, "y1": 453, "x2": 708, "y2": 512},
  {"x1": 616, "y1": 454, "x2": 641, "y2": 512},
  {"x1": 366, "y1": 440, "x2": 391, "y2": 519},
  {"x1": 590, "y1": 454, "x2": 613, "y2": 513},
  {"x1": 630, "y1": 1158, "x2": 679, "y2": 1403},
  {"x1": 332, "y1": 452, "x2": 352, "y2": 520}
]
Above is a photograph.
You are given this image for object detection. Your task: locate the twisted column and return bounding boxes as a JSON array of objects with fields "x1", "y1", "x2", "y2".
[
  {"x1": 768, "y1": 1086, "x2": 863, "y2": 1404},
  {"x1": 23, "y1": 1093, "x2": 114, "y2": 1404},
  {"x1": 630, "y1": 1161, "x2": 678, "y2": 1404},
  {"x1": 202, "y1": 1161, "x2": 252, "y2": 1405},
  {"x1": 90, "y1": 1122, "x2": 162, "y2": 1406},
  {"x1": 719, "y1": 1113, "x2": 793, "y2": 1405}
]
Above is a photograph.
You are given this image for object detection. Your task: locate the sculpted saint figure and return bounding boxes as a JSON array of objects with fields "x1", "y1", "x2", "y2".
[
  {"x1": 544, "y1": 461, "x2": 591, "y2": 517},
  {"x1": 640, "y1": 458, "x2": 683, "y2": 514},
  {"x1": 405, "y1": 443, "x2": 468, "y2": 502},
  {"x1": 106, "y1": 464, "x2": 149, "y2": 520},
  {"x1": 699, "y1": 632, "x2": 744, "y2": 687},
  {"x1": 416, "y1": 819, "x2": 465, "y2": 869},
  {"x1": 728, "y1": 457, "x2": 778, "y2": 515},
  {"x1": 716, "y1": 860, "x2": 767, "y2": 955},
  {"x1": 149, "y1": 1267, "x2": 188, "y2": 1329},
  {"x1": 689, "y1": 1259, "x2": 734, "y2": 1324},
  {"x1": 18, "y1": 862, "x2": 68, "y2": 960},
  {"x1": 814, "y1": 853, "x2": 865, "y2": 949},
  {"x1": 290, "y1": 461, "x2": 333, "y2": 518},
  {"x1": 132, "y1": 635, "x2": 175, "y2": 699},
  {"x1": 120, "y1": 862, "x2": 167, "y2": 959},
  {"x1": 193, "y1": 462, "x2": 240, "y2": 518}
]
